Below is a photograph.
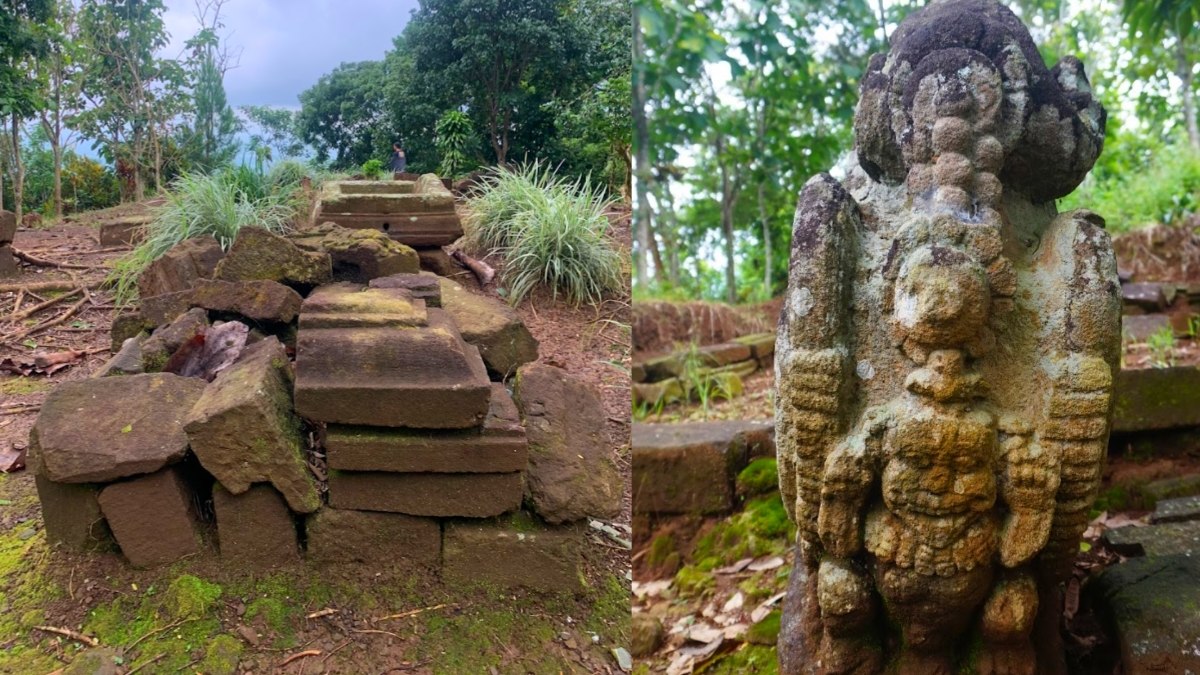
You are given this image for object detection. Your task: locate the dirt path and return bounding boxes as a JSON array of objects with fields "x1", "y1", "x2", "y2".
[{"x1": 0, "y1": 218, "x2": 632, "y2": 674}]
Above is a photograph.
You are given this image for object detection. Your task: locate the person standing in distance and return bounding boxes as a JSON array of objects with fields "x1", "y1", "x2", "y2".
[{"x1": 390, "y1": 142, "x2": 407, "y2": 174}]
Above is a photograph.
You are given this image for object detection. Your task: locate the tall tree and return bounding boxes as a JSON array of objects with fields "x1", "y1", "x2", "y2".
[
  {"x1": 403, "y1": 0, "x2": 572, "y2": 165},
  {"x1": 182, "y1": 0, "x2": 240, "y2": 171},
  {"x1": 0, "y1": 0, "x2": 54, "y2": 221},
  {"x1": 75, "y1": 0, "x2": 176, "y2": 201},
  {"x1": 239, "y1": 105, "x2": 304, "y2": 159},
  {"x1": 296, "y1": 60, "x2": 388, "y2": 169},
  {"x1": 1123, "y1": 0, "x2": 1200, "y2": 151},
  {"x1": 36, "y1": 0, "x2": 84, "y2": 218}
]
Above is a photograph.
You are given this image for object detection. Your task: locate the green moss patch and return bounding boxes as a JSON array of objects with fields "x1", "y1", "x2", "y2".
[
  {"x1": 737, "y1": 458, "x2": 779, "y2": 497},
  {"x1": 691, "y1": 494, "x2": 794, "y2": 569},
  {"x1": 0, "y1": 377, "x2": 51, "y2": 395},
  {"x1": 706, "y1": 644, "x2": 779, "y2": 674}
]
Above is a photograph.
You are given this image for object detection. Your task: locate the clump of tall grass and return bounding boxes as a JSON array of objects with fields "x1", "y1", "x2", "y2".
[
  {"x1": 108, "y1": 170, "x2": 299, "y2": 304},
  {"x1": 464, "y1": 162, "x2": 622, "y2": 306}
]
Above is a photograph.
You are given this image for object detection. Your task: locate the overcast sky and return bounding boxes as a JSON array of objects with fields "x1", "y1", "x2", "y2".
[{"x1": 160, "y1": 0, "x2": 421, "y2": 109}]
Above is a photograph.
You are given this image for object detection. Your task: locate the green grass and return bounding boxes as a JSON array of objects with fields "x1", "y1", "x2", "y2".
[
  {"x1": 107, "y1": 170, "x2": 301, "y2": 304},
  {"x1": 464, "y1": 161, "x2": 623, "y2": 306}
]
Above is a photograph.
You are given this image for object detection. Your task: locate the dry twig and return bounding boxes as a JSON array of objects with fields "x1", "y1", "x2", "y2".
[
  {"x1": 12, "y1": 249, "x2": 93, "y2": 270},
  {"x1": 32, "y1": 625, "x2": 99, "y2": 647},
  {"x1": 278, "y1": 650, "x2": 322, "y2": 668},
  {"x1": 305, "y1": 608, "x2": 338, "y2": 620},
  {"x1": 373, "y1": 602, "x2": 455, "y2": 623},
  {"x1": 0, "y1": 280, "x2": 102, "y2": 294}
]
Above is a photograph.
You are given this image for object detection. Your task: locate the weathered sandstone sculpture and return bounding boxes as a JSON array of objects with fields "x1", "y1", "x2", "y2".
[{"x1": 774, "y1": 2, "x2": 1117, "y2": 674}]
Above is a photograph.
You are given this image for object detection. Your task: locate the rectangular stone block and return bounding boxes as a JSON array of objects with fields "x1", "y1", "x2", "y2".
[
  {"x1": 327, "y1": 470, "x2": 522, "y2": 517},
  {"x1": 314, "y1": 213, "x2": 464, "y2": 246},
  {"x1": 299, "y1": 283, "x2": 427, "y2": 329},
  {"x1": 734, "y1": 332, "x2": 776, "y2": 364},
  {"x1": 697, "y1": 342, "x2": 753, "y2": 367},
  {"x1": 443, "y1": 518, "x2": 582, "y2": 593},
  {"x1": 295, "y1": 308, "x2": 491, "y2": 429},
  {"x1": 305, "y1": 507, "x2": 440, "y2": 566},
  {"x1": 98, "y1": 467, "x2": 202, "y2": 568},
  {"x1": 98, "y1": 217, "x2": 147, "y2": 247},
  {"x1": 0, "y1": 244, "x2": 18, "y2": 278},
  {"x1": 1112, "y1": 366, "x2": 1200, "y2": 432},
  {"x1": 368, "y1": 273, "x2": 442, "y2": 307},
  {"x1": 326, "y1": 384, "x2": 526, "y2": 473},
  {"x1": 213, "y1": 484, "x2": 299, "y2": 566},
  {"x1": 35, "y1": 474, "x2": 114, "y2": 552},
  {"x1": 632, "y1": 421, "x2": 774, "y2": 515},
  {"x1": 0, "y1": 209, "x2": 16, "y2": 244},
  {"x1": 312, "y1": 178, "x2": 463, "y2": 247}
]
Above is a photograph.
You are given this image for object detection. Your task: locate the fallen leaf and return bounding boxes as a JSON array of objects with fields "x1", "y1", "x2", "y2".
[
  {"x1": 120, "y1": 424, "x2": 132, "y2": 433},
  {"x1": 722, "y1": 592, "x2": 744, "y2": 613},
  {"x1": 714, "y1": 558, "x2": 754, "y2": 575},
  {"x1": 747, "y1": 556, "x2": 785, "y2": 571},
  {"x1": 686, "y1": 624, "x2": 722, "y2": 644},
  {"x1": 678, "y1": 635, "x2": 724, "y2": 659}
]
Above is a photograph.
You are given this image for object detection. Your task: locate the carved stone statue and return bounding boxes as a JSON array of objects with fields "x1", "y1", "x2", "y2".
[{"x1": 774, "y1": 2, "x2": 1117, "y2": 674}]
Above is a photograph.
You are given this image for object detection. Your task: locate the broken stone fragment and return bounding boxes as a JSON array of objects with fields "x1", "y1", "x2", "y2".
[
  {"x1": 443, "y1": 516, "x2": 583, "y2": 592},
  {"x1": 439, "y1": 276, "x2": 538, "y2": 378},
  {"x1": 305, "y1": 508, "x2": 440, "y2": 566},
  {"x1": 0, "y1": 209, "x2": 15, "y2": 244},
  {"x1": 212, "y1": 483, "x2": 300, "y2": 566},
  {"x1": 35, "y1": 474, "x2": 114, "y2": 552},
  {"x1": 29, "y1": 372, "x2": 206, "y2": 483},
  {"x1": 327, "y1": 470, "x2": 522, "y2": 517},
  {"x1": 93, "y1": 335, "x2": 145, "y2": 378},
  {"x1": 368, "y1": 272, "x2": 442, "y2": 307},
  {"x1": 137, "y1": 235, "x2": 224, "y2": 300},
  {"x1": 290, "y1": 221, "x2": 419, "y2": 283},
  {"x1": 141, "y1": 307, "x2": 209, "y2": 372},
  {"x1": 185, "y1": 337, "x2": 319, "y2": 514},
  {"x1": 0, "y1": 244, "x2": 16, "y2": 278},
  {"x1": 324, "y1": 383, "x2": 527, "y2": 473},
  {"x1": 98, "y1": 467, "x2": 202, "y2": 568},
  {"x1": 513, "y1": 362, "x2": 621, "y2": 524},
  {"x1": 214, "y1": 226, "x2": 332, "y2": 289},
  {"x1": 414, "y1": 246, "x2": 458, "y2": 276},
  {"x1": 189, "y1": 278, "x2": 303, "y2": 323},
  {"x1": 109, "y1": 310, "x2": 151, "y2": 352}
]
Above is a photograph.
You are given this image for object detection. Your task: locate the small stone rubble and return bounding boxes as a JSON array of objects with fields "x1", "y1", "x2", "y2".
[
  {"x1": 0, "y1": 209, "x2": 18, "y2": 277},
  {"x1": 30, "y1": 218, "x2": 613, "y2": 592}
]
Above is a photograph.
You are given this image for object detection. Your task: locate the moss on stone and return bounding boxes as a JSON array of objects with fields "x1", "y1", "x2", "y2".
[
  {"x1": 706, "y1": 644, "x2": 779, "y2": 673},
  {"x1": 691, "y1": 494, "x2": 795, "y2": 568},
  {"x1": 737, "y1": 458, "x2": 779, "y2": 497},
  {"x1": 0, "y1": 377, "x2": 50, "y2": 395},
  {"x1": 674, "y1": 564, "x2": 715, "y2": 598},
  {"x1": 164, "y1": 574, "x2": 223, "y2": 619},
  {"x1": 201, "y1": 634, "x2": 244, "y2": 675},
  {"x1": 746, "y1": 610, "x2": 781, "y2": 645}
]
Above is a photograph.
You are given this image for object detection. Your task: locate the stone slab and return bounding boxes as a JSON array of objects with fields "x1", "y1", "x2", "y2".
[
  {"x1": 1103, "y1": 520, "x2": 1200, "y2": 557},
  {"x1": 1121, "y1": 282, "x2": 1173, "y2": 311},
  {"x1": 414, "y1": 246, "x2": 458, "y2": 276},
  {"x1": 697, "y1": 342, "x2": 753, "y2": 367},
  {"x1": 314, "y1": 214, "x2": 464, "y2": 247},
  {"x1": 327, "y1": 470, "x2": 522, "y2": 518},
  {"x1": 98, "y1": 467, "x2": 202, "y2": 568},
  {"x1": 1151, "y1": 495, "x2": 1200, "y2": 524},
  {"x1": 214, "y1": 227, "x2": 331, "y2": 289},
  {"x1": 185, "y1": 338, "x2": 319, "y2": 514},
  {"x1": 1112, "y1": 366, "x2": 1200, "y2": 432},
  {"x1": 325, "y1": 384, "x2": 526, "y2": 473},
  {"x1": 298, "y1": 283, "x2": 427, "y2": 329},
  {"x1": 137, "y1": 236, "x2": 222, "y2": 299},
  {"x1": 0, "y1": 244, "x2": 16, "y2": 278},
  {"x1": 30, "y1": 373, "x2": 206, "y2": 483},
  {"x1": 141, "y1": 307, "x2": 208, "y2": 372},
  {"x1": 290, "y1": 222, "x2": 419, "y2": 283},
  {"x1": 734, "y1": 332, "x2": 776, "y2": 364},
  {"x1": 305, "y1": 508, "x2": 440, "y2": 566},
  {"x1": 1094, "y1": 554, "x2": 1200, "y2": 675},
  {"x1": 213, "y1": 484, "x2": 299, "y2": 566},
  {"x1": 1121, "y1": 314, "x2": 1172, "y2": 342},
  {"x1": 35, "y1": 474, "x2": 113, "y2": 552},
  {"x1": 443, "y1": 518, "x2": 583, "y2": 593},
  {"x1": 140, "y1": 290, "x2": 193, "y2": 327},
  {"x1": 98, "y1": 218, "x2": 146, "y2": 247},
  {"x1": 632, "y1": 421, "x2": 775, "y2": 514},
  {"x1": 294, "y1": 308, "x2": 491, "y2": 429}
]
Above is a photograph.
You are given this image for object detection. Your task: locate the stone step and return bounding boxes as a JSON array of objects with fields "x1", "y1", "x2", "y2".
[
  {"x1": 1112, "y1": 366, "x2": 1200, "y2": 432},
  {"x1": 305, "y1": 508, "x2": 440, "y2": 566},
  {"x1": 632, "y1": 421, "x2": 775, "y2": 515},
  {"x1": 327, "y1": 470, "x2": 522, "y2": 518},
  {"x1": 1092, "y1": 554, "x2": 1200, "y2": 675},
  {"x1": 443, "y1": 517, "x2": 583, "y2": 593}
]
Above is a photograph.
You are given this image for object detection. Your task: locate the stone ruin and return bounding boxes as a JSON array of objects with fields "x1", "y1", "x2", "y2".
[
  {"x1": 311, "y1": 174, "x2": 462, "y2": 275},
  {"x1": 1, "y1": 209, "x2": 16, "y2": 277},
  {"x1": 29, "y1": 217, "x2": 622, "y2": 593},
  {"x1": 774, "y1": 1, "x2": 1118, "y2": 673}
]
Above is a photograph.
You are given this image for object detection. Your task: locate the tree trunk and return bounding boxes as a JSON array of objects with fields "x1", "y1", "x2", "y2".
[
  {"x1": 1177, "y1": 41, "x2": 1200, "y2": 153},
  {"x1": 52, "y1": 141, "x2": 63, "y2": 218},
  {"x1": 632, "y1": 4, "x2": 653, "y2": 288},
  {"x1": 759, "y1": 181, "x2": 770, "y2": 298},
  {"x1": 11, "y1": 114, "x2": 25, "y2": 223}
]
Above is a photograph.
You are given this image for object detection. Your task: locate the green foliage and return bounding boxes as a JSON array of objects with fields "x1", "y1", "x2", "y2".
[
  {"x1": 296, "y1": 60, "x2": 389, "y2": 169},
  {"x1": 163, "y1": 574, "x2": 222, "y2": 619},
  {"x1": 265, "y1": 158, "x2": 320, "y2": 194},
  {"x1": 361, "y1": 158, "x2": 384, "y2": 179},
  {"x1": 691, "y1": 494, "x2": 794, "y2": 568},
  {"x1": 1061, "y1": 136, "x2": 1200, "y2": 232},
  {"x1": 108, "y1": 169, "x2": 299, "y2": 303},
  {"x1": 1146, "y1": 325, "x2": 1177, "y2": 368},
  {"x1": 239, "y1": 104, "x2": 305, "y2": 159},
  {"x1": 181, "y1": 11, "x2": 240, "y2": 172},
  {"x1": 737, "y1": 458, "x2": 779, "y2": 498},
  {"x1": 465, "y1": 162, "x2": 623, "y2": 306},
  {"x1": 434, "y1": 109, "x2": 475, "y2": 178}
]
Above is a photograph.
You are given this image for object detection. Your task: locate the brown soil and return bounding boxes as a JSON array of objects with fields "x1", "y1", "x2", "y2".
[
  {"x1": 0, "y1": 213, "x2": 632, "y2": 673},
  {"x1": 1112, "y1": 217, "x2": 1200, "y2": 283}
]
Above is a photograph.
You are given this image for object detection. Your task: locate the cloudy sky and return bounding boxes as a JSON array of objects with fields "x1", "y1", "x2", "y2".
[{"x1": 159, "y1": 0, "x2": 421, "y2": 109}]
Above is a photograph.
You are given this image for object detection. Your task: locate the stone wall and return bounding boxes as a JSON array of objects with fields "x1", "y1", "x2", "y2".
[{"x1": 31, "y1": 221, "x2": 619, "y2": 593}]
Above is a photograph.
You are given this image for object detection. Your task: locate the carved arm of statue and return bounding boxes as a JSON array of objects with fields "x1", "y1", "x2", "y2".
[{"x1": 818, "y1": 409, "x2": 887, "y2": 558}]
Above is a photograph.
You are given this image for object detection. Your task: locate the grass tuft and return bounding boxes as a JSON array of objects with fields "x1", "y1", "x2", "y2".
[
  {"x1": 464, "y1": 161, "x2": 623, "y2": 306},
  {"x1": 108, "y1": 170, "x2": 301, "y2": 304}
]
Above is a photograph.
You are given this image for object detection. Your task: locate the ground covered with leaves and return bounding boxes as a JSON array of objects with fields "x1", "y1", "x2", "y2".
[{"x1": 0, "y1": 214, "x2": 633, "y2": 674}]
